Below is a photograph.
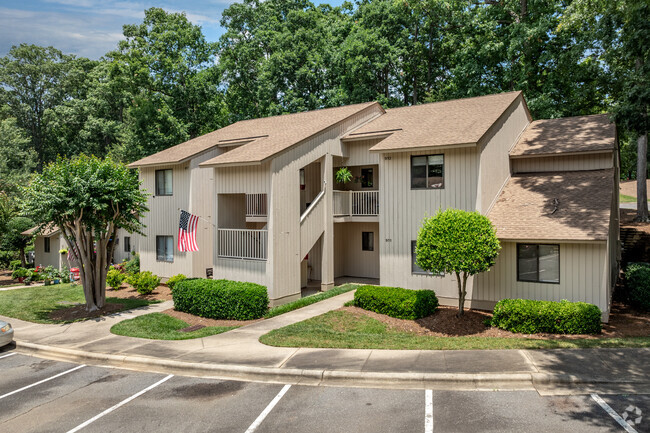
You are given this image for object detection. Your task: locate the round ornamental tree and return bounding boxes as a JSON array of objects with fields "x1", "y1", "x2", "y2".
[
  {"x1": 22, "y1": 155, "x2": 148, "y2": 312},
  {"x1": 416, "y1": 209, "x2": 501, "y2": 316}
]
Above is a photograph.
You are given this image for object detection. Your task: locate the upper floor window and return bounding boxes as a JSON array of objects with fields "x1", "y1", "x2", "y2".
[
  {"x1": 517, "y1": 244, "x2": 560, "y2": 284},
  {"x1": 124, "y1": 236, "x2": 131, "y2": 253},
  {"x1": 361, "y1": 168, "x2": 374, "y2": 188},
  {"x1": 155, "y1": 169, "x2": 173, "y2": 196},
  {"x1": 44, "y1": 237, "x2": 51, "y2": 253},
  {"x1": 411, "y1": 155, "x2": 444, "y2": 189},
  {"x1": 156, "y1": 235, "x2": 174, "y2": 262}
]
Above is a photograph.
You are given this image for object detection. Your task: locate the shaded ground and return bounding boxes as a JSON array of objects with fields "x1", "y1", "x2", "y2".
[
  {"x1": 0, "y1": 269, "x2": 18, "y2": 287},
  {"x1": 107, "y1": 284, "x2": 173, "y2": 301},
  {"x1": 620, "y1": 179, "x2": 650, "y2": 197},
  {"x1": 162, "y1": 308, "x2": 262, "y2": 328},
  {"x1": 49, "y1": 302, "x2": 126, "y2": 321}
]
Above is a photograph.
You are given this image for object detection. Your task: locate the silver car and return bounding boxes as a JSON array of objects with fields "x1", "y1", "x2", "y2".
[{"x1": 0, "y1": 320, "x2": 13, "y2": 347}]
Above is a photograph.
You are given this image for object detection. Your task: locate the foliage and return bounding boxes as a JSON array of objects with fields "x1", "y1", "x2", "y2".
[
  {"x1": 416, "y1": 209, "x2": 500, "y2": 315},
  {"x1": 0, "y1": 250, "x2": 16, "y2": 268},
  {"x1": 10, "y1": 260, "x2": 21, "y2": 270},
  {"x1": 106, "y1": 268, "x2": 126, "y2": 290},
  {"x1": 335, "y1": 167, "x2": 353, "y2": 184},
  {"x1": 11, "y1": 267, "x2": 29, "y2": 279},
  {"x1": 124, "y1": 252, "x2": 140, "y2": 275},
  {"x1": 127, "y1": 271, "x2": 161, "y2": 295},
  {"x1": 265, "y1": 284, "x2": 357, "y2": 319},
  {"x1": 491, "y1": 299, "x2": 602, "y2": 335},
  {"x1": 625, "y1": 263, "x2": 650, "y2": 311},
  {"x1": 353, "y1": 285, "x2": 438, "y2": 320},
  {"x1": 0, "y1": 118, "x2": 37, "y2": 195},
  {"x1": 21, "y1": 154, "x2": 148, "y2": 311},
  {"x1": 110, "y1": 312, "x2": 238, "y2": 340},
  {"x1": 166, "y1": 273, "x2": 187, "y2": 290},
  {"x1": 1, "y1": 216, "x2": 34, "y2": 267},
  {"x1": 173, "y1": 278, "x2": 269, "y2": 320}
]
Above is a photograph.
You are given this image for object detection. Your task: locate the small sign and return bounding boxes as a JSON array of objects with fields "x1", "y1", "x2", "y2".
[{"x1": 206, "y1": 268, "x2": 213, "y2": 279}]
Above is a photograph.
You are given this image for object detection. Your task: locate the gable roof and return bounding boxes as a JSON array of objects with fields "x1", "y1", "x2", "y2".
[
  {"x1": 21, "y1": 225, "x2": 60, "y2": 237},
  {"x1": 128, "y1": 102, "x2": 381, "y2": 168},
  {"x1": 343, "y1": 91, "x2": 525, "y2": 152},
  {"x1": 509, "y1": 114, "x2": 616, "y2": 157},
  {"x1": 488, "y1": 169, "x2": 614, "y2": 242}
]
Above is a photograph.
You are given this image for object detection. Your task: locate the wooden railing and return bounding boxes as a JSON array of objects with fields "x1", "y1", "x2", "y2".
[
  {"x1": 246, "y1": 193, "x2": 267, "y2": 217},
  {"x1": 217, "y1": 229, "x2": 267, "y2": 260},
  {"x1": 333, "y1": 190, "x2": 379, "y2": 216}
]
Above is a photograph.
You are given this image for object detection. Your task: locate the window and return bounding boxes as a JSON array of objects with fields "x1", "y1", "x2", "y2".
[
  {"x1": 155, "y1": 169, "x2": 173, "y2": 196},
  {"x1": 411, "y1": 241, "x2": 443, "y2": 276},
  {"x1": 411, "y1": 155, "x2": 444, "y2": 189},
  {"x1": 44, "y1": 237, "x2": 51, "y2": 253},
  {"x1": 517, "y1": 244, "x2": 560, "y2": 283},
  {"x1": 124, "y1": 236, "x2": 131, "y2": 253},
  {"x1": 361, "y1": 168, "x2": 374, "y2": 188},
  {"x1": 362, "y1": 232, "x2": 374, "y2": 251},
  {"x1": 156, "y1": 236, "x2": 174, "y2": 262}
]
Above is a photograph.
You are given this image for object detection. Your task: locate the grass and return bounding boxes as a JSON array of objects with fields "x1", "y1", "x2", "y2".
[
  {"x1": 620, "y1": 193, "x2": 637, "y2": 203},
  {"x1": 264, "y1": 283, "x2": 357, "y2": 318},
  {"x1": 0, "y1": 283, "x2": 158, "y2": 324},
  {"x1": 111, "y1": 313, "x2": 238, "y2": 340},
  {"x1": 259, "y1": 310, "x2": 650, "y2": 350}
]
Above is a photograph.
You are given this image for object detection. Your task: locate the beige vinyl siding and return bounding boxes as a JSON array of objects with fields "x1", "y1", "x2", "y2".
[
  {"x1": 189, "y1": 150, "x2": 219, "y2": 278},
  {"x1": 477, "y1": 96, "x2": 530, "y2": 212},
  {"x1": 113, "y1": 228, "x2": 139, "y2": 264},
  {"x1": 214, "y1": 257, "x2": 268, "y2": 287},
  {"x1": 378, "y1": 146, "x2": 479, "y2": 301},
  {"x1": 267, "y1": 104, "x2": 384, "y2": 301},
  {"x1": 214, "y1": 163, "x2": 271, "y2": 195},
  {"x1": 34, "y1": 235, "x2": 62, "y2": 269},
  {"x1": 334, "y1": 222, "x2": 379, "y2": 279},
  {"x1": 300, "y1": 195, "x2": 325, "y2": 257},
  {"x1": 511, "y1": 152, "x2": 613, "y2": 174},
  {"x1": 474, "y1": 241, "x2": 610, "y2": 317},
  {"x1": 342, "y1": 139, "x2": 382, "y2": 166}
]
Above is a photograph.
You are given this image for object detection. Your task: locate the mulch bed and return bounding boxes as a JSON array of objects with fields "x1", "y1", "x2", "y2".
[
  {"x1": 0, "y1": 270, "x2": 18, "y2": 287},
  {"x1": 107, "y1": 284, "x2": 173, "y2": 301},
  {"x1": 50, "y1": 302, "x2": 126, "y2": 321},
  {"x1": 162, "y1": 308, "x2": 262, "y2": 328},
  {"x1": 340, "y1": 301, "x2": 650, "y2": 340}
]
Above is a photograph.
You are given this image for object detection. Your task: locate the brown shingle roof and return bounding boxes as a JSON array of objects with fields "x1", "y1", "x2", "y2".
[
  {"x1": 510, "y1": 114, "x2": 615, "y2": 157},
  {"x1": 129, "y1": 102, "x2": 380, "y2": 168},
  {"x1": 21, "y1": 225, "x2": 59, "y2": 237},
  {"x1": 488, "y1": 169, "x2": 614, "y2": 241},
  {"x1": 344, "y1": 91, "x2": 524, "y2": 152}
]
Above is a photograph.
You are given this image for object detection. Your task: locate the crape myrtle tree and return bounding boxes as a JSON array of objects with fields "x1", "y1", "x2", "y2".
[
  {"x1": 416, "y1": 209, "x2": 501, "y2": 317},
  {"x1": 22, "y1": 155, "x2": 148, "y2": 311}
]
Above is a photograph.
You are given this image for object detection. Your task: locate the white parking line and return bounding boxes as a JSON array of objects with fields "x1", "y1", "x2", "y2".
[
  {"x1": 244, "y1": 384, "x2": 291, "y2": 433},
  {"x1": 0, "y1": 352, "x2": 17, "y2": 360},
  {"x1": 0, "y1": 364, "x2": 86, "y2": 400},
  {"x1": 591, "y1": 394, "x2": 638, "y2": 433},
  {"x1": 425, "y1": 389, "x2": 433, "y2": 433},
  {"x1": 66, "y1": 374, "x2": 174, "y2": 433}
]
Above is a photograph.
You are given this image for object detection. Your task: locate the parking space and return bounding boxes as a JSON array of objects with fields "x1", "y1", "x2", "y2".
[{"x1": 0, "y1": 351, "x2": 647, "y2": 433}]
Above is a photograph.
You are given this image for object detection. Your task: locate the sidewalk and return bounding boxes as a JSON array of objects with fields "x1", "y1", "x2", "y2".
[{"x1": 2, "y1": 291, "x2": 650, "y2": 395}]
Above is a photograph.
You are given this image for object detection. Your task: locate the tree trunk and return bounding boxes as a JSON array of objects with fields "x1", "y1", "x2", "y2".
[
  {"x1": 19, "y1": 247, "x2": 26, "y2": 267},
  {"x1": 456, "y1": 272, "x2": 469, "y2": 317},
  {"x1": 636, "y1": 131, "x2": 649, "y2": 222}
]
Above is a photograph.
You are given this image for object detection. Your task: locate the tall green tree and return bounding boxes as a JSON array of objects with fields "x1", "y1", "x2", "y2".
[
  {"x1": 1, "y1": 217, "x2": 34, "y2": 267},
  {"x1": 0, "y1": 118, "x2": 37, "y2": 196},
  {"x1": 110, "y1": 8, "x2": 228, "y2": 161},
  {"x1": 22, "y1": 155, "x2": 148, "y2": 311}
]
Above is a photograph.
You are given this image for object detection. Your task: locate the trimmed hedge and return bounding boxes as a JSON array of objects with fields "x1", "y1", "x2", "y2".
[
  {"x1": 353, "y1": 285, "x2": 438, "y2": 320},
  {"x1": 173, "y1": 278, "x2": 269, "y2": 320},
  {"x1": 626, "y1": 263, "x2": 650, "y2": 311},
  {"x1": 491, "y1": 299, "x2": 602, "y2": 334}
]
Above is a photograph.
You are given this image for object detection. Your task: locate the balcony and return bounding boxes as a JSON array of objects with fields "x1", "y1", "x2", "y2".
[
  {"x1": 217, "y1": 228, "x2": 268, "y2": 261},
  {"x1": 333, "y1": 190, "x2": 379, "y2": 217},
  {"x1": 246, "y1": 193, "x2": 267, "y2": 222}
]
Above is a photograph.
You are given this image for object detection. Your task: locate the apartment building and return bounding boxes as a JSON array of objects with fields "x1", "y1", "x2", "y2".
[{"x1": 129, "y1": 91, "x2": 619, "y2": 320}]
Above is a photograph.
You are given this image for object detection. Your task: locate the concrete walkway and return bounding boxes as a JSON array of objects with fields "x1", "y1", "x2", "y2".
[{"x1": 2, "y1": 291, "x2": 650, "y2": 394}]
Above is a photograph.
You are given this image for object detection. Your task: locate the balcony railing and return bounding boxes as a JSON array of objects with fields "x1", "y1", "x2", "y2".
[
  {"x1": 333, "y1": 190, "x2": 379, "y2": 216},
  {"x1": 217, "y1": 228, "x2": 267, "y2": 260},
  {"x1": 246, "y1": 193, "x2": 267, "y2": 217}
]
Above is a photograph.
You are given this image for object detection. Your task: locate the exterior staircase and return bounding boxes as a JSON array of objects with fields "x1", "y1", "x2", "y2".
[{"x1": 620, "y1": 227, "x2": 650, "y2": 264}]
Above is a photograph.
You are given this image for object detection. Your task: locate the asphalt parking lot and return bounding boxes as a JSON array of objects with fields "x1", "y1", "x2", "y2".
[{"x1": 0, "y1": 350, "x2": 648, "y2": 433}]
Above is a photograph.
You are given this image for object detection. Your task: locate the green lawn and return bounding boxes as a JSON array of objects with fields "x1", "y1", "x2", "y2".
[
  {"x1": 0, "y1": 283, "x2": 157, "y2": 324},
  {"x1": 111, "y1": 313, "x2": 238, "y2": 340},
  {"x1": 620, "y1": 193, "x2": 637, "y2": 203},
  {"x1": 259, "y1": 310, "x2": 650, "y2": 350},
  {"x1": 264, "y1": 283, "x2": 357, "y2": 318}
]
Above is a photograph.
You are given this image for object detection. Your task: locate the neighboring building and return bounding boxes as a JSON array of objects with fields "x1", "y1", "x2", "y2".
[
  {"x1": 23, "y1": 226, "x2": 138, "y2": 269},
  {"x1": 129, "y1": 91, "x2": 619, "y2": 319}
]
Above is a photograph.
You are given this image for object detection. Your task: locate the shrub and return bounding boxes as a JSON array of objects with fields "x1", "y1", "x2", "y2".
[
  {"x1": 128, "y1": 271, "x2": 161, "y2": 295},
  {"x1": 10, "y1": 260, "x2": 21, "y2": 270},
  {"x1": 106, "y1": 268, "x2": 126, "y2": 290},
  {"x1": 173, "y1": 278, "x2": 269, "y2": 320},
  {"x1": 0, "y1": 250, "x2": 16, "y2": 268},
  {"x1": 167, "y1": 274, "x2": 187, "y2": 290},
  {"x1": 11, "y1": 267, "x2": 29, "y2": 279},
  {"x1": 353, "y1": 285, "x2": 438, "y2": 320},
  {"x1": 626, "y1": 263, "x2": 650, "y2": 311},
  {"x1": 124, "y1": 252, "x2": 140, "y2": 275},
  {"x1": 491, "y1": 299, "x2": 602, "y2": 334}
]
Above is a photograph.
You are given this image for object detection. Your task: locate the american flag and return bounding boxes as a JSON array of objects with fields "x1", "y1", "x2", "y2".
[
  {"x1": 178, "y1": 210, "x2": 199, "y2": 252},
  {"x1": 67, "y1": 244, "x2": 79, "y2": 262}
]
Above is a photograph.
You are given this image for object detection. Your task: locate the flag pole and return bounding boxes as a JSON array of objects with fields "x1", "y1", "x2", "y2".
[{"x1": 178, "y1": 208, "x2": 216, "y2": 227}]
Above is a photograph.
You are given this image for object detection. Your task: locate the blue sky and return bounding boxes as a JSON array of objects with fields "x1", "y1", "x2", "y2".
[{"x1": 0, "y1": 0, "x2": 344, "y2": 59}]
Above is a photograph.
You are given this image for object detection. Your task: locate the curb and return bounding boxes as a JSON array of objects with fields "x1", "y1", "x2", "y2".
[{"x1": 14, "y1": 341, "x2": 650, "y2": 392}]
